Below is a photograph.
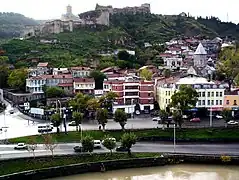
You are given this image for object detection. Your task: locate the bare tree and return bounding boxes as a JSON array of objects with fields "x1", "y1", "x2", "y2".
[
  {"x1": 27, "y1": 137, "x2": 38, "y2": 158},
  {"x1": 43, "y1": 134, "x2": 57, "y2": 157}
]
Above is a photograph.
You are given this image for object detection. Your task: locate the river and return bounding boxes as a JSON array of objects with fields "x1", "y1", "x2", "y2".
[{"x1": 49, "y1": 164, "x2": 239, "y2": 180}]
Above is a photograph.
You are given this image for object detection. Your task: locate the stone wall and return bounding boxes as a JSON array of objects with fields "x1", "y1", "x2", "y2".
[{"x1": 1, "y1": 154, "x2": 239, "y2": 180}]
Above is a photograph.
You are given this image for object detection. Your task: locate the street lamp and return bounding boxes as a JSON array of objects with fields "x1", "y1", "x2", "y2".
[{"x1": 173, "y1": 123, "x2": 176, "y2": 153}]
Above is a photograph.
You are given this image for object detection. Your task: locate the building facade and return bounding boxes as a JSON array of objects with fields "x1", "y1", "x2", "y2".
[
  {"x1": 103, "y1": 79, "x2": 154, "y2": 113},
  {"x1": 223, "y1": 89, "x2": 239, "y2": 110},
  {"x1": 157, "y1": 75, "x2": 225, "y2": 110},
  {"x1": 73, "y1": 78, "x2": 95, "y2": 94},
  {"x1": 71, "y1": 67, "x2": 92, "y2": 78}
]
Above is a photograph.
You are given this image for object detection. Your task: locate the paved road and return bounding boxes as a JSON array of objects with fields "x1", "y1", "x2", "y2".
[{"x1": 1, "y1": 142, "x2": 239, "y2": 159}]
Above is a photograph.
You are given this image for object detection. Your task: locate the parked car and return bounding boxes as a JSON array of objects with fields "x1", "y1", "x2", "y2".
[
  {"x1": 38, "y1": 124, "x2": 53, "y2": 133},
  {"x1": 190, "y1": 117, "x2": 201, "y2": 122},
  {"x1": 73, "y1": 146, "x2": 86, "y2": 153},
  {"x1": 93, "y1": 140, "x2": 102, "y2": 149},
  {"x1": 216, "y1": 115, "x2": 223, "y2": 119},
  {"x1": 182, "y1": 115, "x2": 188, "y2": 119},
  {"x1": 68, "y1": 121, "x2": 76, "y2": 126},
  {"x1": 14, "y1": 143, "x2": 27, "y2": 150},
  {"x1": 116, "y1": 146, "x2": 128, "y2": 152},
  {"x1": 102, "y1": 138, "x2": 116, "y2": 144},
  {"x1": 227, "y1": 120, "x2": 238, "y2": 125},
  {"x1": 152, "y1": 117, "x2": 161, "y2": 121}
]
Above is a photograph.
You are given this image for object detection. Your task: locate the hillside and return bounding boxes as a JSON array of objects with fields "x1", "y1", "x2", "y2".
[
  {"x1": 1, "y1": 13, "x2": 239, "y2": 68},
  {"x1": 0, "y1": 12, "x2": 38, "y2": 39}
]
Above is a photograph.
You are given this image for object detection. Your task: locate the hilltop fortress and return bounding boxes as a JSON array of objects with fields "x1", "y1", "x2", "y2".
[{"x1": 22, "y1": 3, "x2": 151, "y2": 38}]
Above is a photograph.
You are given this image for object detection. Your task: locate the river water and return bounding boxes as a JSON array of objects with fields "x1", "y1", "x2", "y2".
[{"x1": 49, "y1": 164, "x2": 239, "y2": 180}]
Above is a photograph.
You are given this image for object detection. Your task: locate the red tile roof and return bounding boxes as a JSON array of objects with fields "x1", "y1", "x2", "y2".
[
  {"x1": 58, "y1": 83, "x2": 73, "y2": 87},
  {"x1": 73, "y1": 78, "x2": 95, "y2": 83},
  {"x1": 37, "y1": 62, "x2": 48, "y2": 67},
  {"x1": 71, "y1": 66, "x2": 91, "y2": 71},
  {"x1": 41, "y1": 74, "x2": 73, "y2": 79}
]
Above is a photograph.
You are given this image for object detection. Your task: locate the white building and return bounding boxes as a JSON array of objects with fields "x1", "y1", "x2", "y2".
[
  {"x1": 164, "y1": 57, "x2": 183, "y2": 69},
  {"x1": 70, "y1": 67, "x2": 92, "y2": 78},
  {"x1": 73, "y1": 78, "x2": 95, "y2": 94},
  {"x1": 157, "y1": 73, "x2": 225, "y2": 110}
]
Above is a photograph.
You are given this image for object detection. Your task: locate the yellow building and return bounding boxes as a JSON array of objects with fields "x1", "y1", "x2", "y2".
[{"x1": 223, "y1": 90, "x2": 239, "y2": 110}]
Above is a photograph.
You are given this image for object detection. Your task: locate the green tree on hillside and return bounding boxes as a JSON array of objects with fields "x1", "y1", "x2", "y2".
[
  {"x1": 46, "y1": 87, "x2": 66, "y2": 98},
  {"x1": 140, "y1": 68, "x2": 153, "y2": 81},
  {"x1": 7, "y1": 68, "x2": 27, "y2": 90}
]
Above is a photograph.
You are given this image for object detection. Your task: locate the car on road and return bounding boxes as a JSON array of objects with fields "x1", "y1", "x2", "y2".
[
  {"x1": 227, "y1": 120, "x2": 238, "y2": 125},
  {"x1": 9, "y1": 109, "x2": 14, "y2": 114},
  {"x1": 190, "y1": 117, "x2": 201, "y2": 122},
  {"x1": 102, "y1": 138, "x2": 116, "y2": 144},
  {"x1": 73, "y1": 146, "x2": 87, "y2": 153},
  {"x1": 14, "y1": 143, "x2": 27, "y2": 150},
  {"x1": 152, "y1": 117, "x2": 161, "y2": 121},
  {"x1": 116, "y1": 146, "x2": 128, "y2": 152},
  {"x1": 38, "y1": 124, "x2": 53, "y2": 133},
  {"x1": 216, "y1": 115, "x2": 223, "y2": 119},
  {"x1": 94, "y1": 140, "x2": 102, "y2": 149},
  {"x1": 68, "y1": 121, "x2": 76, "y2": 126}
]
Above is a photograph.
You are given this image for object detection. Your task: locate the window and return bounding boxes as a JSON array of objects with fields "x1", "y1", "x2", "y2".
[
  {"x1": 220, "y1": 92, "x2": 223, "y2": 97},
  {"x1": 166, "y1": 99, "x2": 168, "y2": 104},
  {"x1": 166, "y1": 91, "x2": 167, "y2": 96},
  {"x1": 207, "y1": 92, "x2": 210, "y2": 97},
  {"x1": 226, "y1": 100, "x2": 230, "y2": 105},
  {"x1": 198, "y1": 92, "x2": 201, "y2": 97},
  {"x1": 220, "y1": 100, "x2": 222, "y2": 105},
  {"x1": 202, "y1": 92, "x2": 205, "y2": 97},
  {"x1": 216, "y1": 100, "x2": 218, "y2": 105},
  {"x1": 198, "y1": 100, "x2": 201, "y2": 106},
  {"x1": 202, "y1": 100, "x2": 205, "y2": 105},
  {"x1": 211, "y1": 92, "x2": 214, "y2": 97},
  {"x1": 211, "y1": 100, "x2": 214, "y2": 105},
  {"x1": 234, "y1": 100, "x2": 237, "y2": 105},
  {"x1": 168, "y1": 91, "x2": 171, "y2": 96},
  {"x1": 208, "y1": 100, "x2": 210, "y2": 105},
  {"x1": 216, "y1": 92, "x2": 219, "y2": 97}
]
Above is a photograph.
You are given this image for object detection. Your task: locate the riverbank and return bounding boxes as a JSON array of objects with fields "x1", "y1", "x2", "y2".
[
  {"x1": 9, "y1": 127, "x2": 239, "y2": 143},
  {"x1": 0, "y1": 153, "x2": 239, "y2": 180}
]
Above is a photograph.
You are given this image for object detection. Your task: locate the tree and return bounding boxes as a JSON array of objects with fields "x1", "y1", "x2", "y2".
[
  {"x1": 50, "y1": 113, "x2": 61, "y2": 133},
  {"x1": 43, "y1": 134, "x2": 57, "y2": 157},
  {"x1": 46, "y1": 86, "x2": 66, "y2": 98},
  {"x1": 121, "y1": 133, "x2": 137, "y2": 155},
  {"x1": 140, "y1": 68, "x2": 153, "y2": 81},
  {"x1": 99, "y1": 91, "x2": 118, "y2": 111},
  {"x1": 0, "y1": 65, "x2": 9, "y2": 88},
  {"x1": 159, "y1": 109, "x2": 170, "y2": 128},
  {"x1": 222, "y1": 109, "x2": 232, "y2": 124},
  {"x1": 96, "y1": 108, "x2": 108, "y2": 131},
  {"x1": 81, "y1": 136, "x2": 94, "y2": 153},
  {"x1": 87, "y1": 98, "x2": 100, "y2": 119},
  {"x1": 163, "y1": 69, "x2": 171, "y2": 78},
  {"x1": 102, "y1": 135, "x2": 116, "y2": 155},
  {"x1": 69, "y1": 92, "x2": 91, "y2": 112},
  {"x1": 72, "y1": 111, "x2": 83, "y2": 132},
  {"x1": 7, "y1": 68, "x2": 27, "y2": 90},
  {"x1": 170, "y1": 85, "x2": 198, "y2": 112},
  {"x1": 114, "y1": 109, "x2": 127, "y2": 130},
  {"x1": 217, "y1": 47, "x2": 239, "y2": 91},
  {"x1": 172, "y1": 109, "x2": 183, "y2": 128},
  {"x1": 89, "y1": 70, "x2": 106, "y2": 89},
  {"x1": 27, "y1": 137, "x2": 37, "y2": 158}
]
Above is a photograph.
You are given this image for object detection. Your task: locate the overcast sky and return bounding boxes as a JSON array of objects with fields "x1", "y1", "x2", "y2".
[{"x1": 0, "y1": 0, "x2": 238, "y2": 23}]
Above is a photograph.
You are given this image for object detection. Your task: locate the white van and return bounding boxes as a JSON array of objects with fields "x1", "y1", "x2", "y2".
[
  {"x1": 93, "y1": 140, "x2": 102, "y2": 149},
  {"x1": 38, "y1": 124, "x2": 53, "y2": 133}
]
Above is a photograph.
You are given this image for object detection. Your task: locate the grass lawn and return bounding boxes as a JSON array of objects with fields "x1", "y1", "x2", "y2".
[
  {"x1": 9, "y1": 128, "x2": 239, "y2": 144},
  {"x1": 0, "y1": 153, "x2": 160, "y2": 176}
]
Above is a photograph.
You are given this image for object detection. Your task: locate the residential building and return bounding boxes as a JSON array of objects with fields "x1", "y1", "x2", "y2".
[
  {"x1": 224, "y1": 89, "x2": 239, "y2": 110},
  {"x1": 103, "y1": 79, "x2": 154, "y2": 113},
  {"x1": 164, "y1": 57, "x2": 183, "y2": 69},
  {"x1": 70, "y1": 67, "x2": 92, "y2": 78},
  {"x1": 26, "y1": 74, "x2": 73, "y2": 94},
  {"x1": 37, "y1": 62, "x2": 50, "y2": 75},
  {"x1": 53, "y1": 68, "x2": 69, "y2": 75},
  {"x1": 193, "y1": 43, "x2": 208, "y2": 68},
  {"x1": 157, "y1": 74, "x2": 225, "y2": 110},
  {"x1": 73, "y1": 78, "x2": 95, "y2": 94}
]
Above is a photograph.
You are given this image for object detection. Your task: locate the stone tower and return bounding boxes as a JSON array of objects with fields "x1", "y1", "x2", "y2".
[
  {"x1": 66, "y1": 4, "x2": 72, "y2": 15},
  {"x1": 193, "y1": 43, "x2": 207, "y2": 68}
]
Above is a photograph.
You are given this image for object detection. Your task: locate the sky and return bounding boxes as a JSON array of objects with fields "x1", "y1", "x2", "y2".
[{"x1": 0, "y1": 0, "x2": 238, "y2": 23}]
